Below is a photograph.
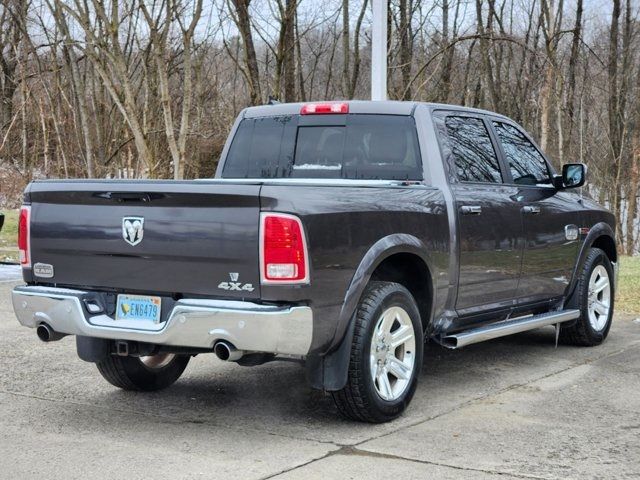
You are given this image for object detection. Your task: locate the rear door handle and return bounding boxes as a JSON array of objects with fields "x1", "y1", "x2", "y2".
[
  {"x1": 461, "y1": 205, "x2": 482, "y2": 215},
  {"x1": 522, "y1": 205, "x2": 541, "y2": 215}
]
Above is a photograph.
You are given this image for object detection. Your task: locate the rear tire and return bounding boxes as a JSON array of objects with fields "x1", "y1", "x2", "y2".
[
  {"x1": 96, "y1": 353, "x2": 190, "y2": 391},
  {"x1": 332, "y1": 281, "x2": 423, "y2": 423},
  {"x1": 560, "y1": 248, "x2": 614, "y2": 346}
]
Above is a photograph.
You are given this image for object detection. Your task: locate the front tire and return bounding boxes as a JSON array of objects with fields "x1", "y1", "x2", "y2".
[
  {"x1": 332, "y1": 281, "x2": 423, "y2": 423},
  {"x1": 560, "y1": 247, "x2": 614, "y2": 346},
  {"x1": 96, "y1": 353, "x2": 190, "y2": 391}
]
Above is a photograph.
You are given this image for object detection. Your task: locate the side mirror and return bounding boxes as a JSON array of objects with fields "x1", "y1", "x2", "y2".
[{"x1": 555, "y1": 163, "x2": 586, "y2": 189}]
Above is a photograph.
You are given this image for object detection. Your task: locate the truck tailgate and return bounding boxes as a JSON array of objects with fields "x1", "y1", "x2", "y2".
[{"x1": 26, "y1": 181, "x2": 261, "y2": 298}]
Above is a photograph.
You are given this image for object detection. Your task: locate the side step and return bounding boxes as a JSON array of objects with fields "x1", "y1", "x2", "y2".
[{"x1": 441, "y1": 309, "x2": 580, "y2": 349}]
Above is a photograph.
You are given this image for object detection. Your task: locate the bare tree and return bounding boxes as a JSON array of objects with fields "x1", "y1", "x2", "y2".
[
  {"x1": 228, "y1": 0, "x2": 262, "y2": 105},
  {"x1": 0, "y1": 1, "x2": 26, "y2": 133},
  {"x1": 0, "y1": 0, "x2": 638, "y2": 249}
]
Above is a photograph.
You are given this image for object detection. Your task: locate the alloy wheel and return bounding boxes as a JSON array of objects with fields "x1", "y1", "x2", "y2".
[
  {"x1": 369, "y1": 306, "x2": 416, "y2": 401},
  {"x1": 587, "y1": 265, "x2": 611, "y2": 332}
]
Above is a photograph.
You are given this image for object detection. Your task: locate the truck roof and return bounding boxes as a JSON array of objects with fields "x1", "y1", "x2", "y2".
[{"x1": 242, "y1": 100, "x2": 511, "y2": 121}]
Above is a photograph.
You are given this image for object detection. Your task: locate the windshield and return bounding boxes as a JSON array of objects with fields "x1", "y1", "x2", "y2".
[{"x1": 221, "y1": 114, "x2": 422, "y2": 180}]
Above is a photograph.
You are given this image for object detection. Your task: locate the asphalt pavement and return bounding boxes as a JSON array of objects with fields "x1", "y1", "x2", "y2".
[{"x1": 0, "y1": 276, "x2": 638, "y2": 479}]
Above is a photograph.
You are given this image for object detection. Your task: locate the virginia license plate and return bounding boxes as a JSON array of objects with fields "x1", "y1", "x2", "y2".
[{"x1": 116, "y1": 294, "x2": 162, "y2": 323}]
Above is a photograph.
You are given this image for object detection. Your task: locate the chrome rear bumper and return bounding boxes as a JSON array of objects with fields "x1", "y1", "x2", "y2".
[{"x1": 12, "y1": 285, "x2": 313, "y2": 356}]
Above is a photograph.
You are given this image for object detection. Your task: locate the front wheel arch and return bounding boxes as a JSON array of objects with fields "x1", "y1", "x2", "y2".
[
  {"x1": 561, "y1": 247, "x2": 614, "y2": 346},
  {"x1": 566, "y1": 224, "x2": 617, "y2": 306}
]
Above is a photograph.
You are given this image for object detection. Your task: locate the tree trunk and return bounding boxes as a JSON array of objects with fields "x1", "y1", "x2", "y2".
[
  {"x1": 348, "y1": 0, "x2": 368, "y2": 99},
  {"x1": 0, "y1": 3, "x2": 19, "y2": 131},
  {"x1": 342, "y1": 0, "x2": 349, "y2": 97},
  {"x1": 608, "y1": 0, "x2": 623, "y2": 242},
  {"x1": 51, "y1": 1, "x2": 95, "y2": 177},
  {"x1": 608, "y1": 0, "x2": 621, "y2": 160},
  {"x1": 539, "y1": 0, "x2": 561, "y2": 157},
  {"x1": 564, "y1": 0, "x2": 583, "y2": 161},
  {"x1": 295, "y1": 9, "x2": 306, "y2": 101},
  {"x1": 231, "y1": 0, "x2": 262, "y2": 105},
  {"x1": 476, "y1": 0, "x2": 499, "y2": 110},
  {"x1": 398, "y1": 0, "x2": 412, "y2": 100},
  {"x1": 439, "y1": 0, "x2": 458, "y2": 103},
  {"x1": 283, "y1": 0, "x2": 296, "y2": 102},
  {"x1": 627, "y1": 147, "x2": 639, "y2": 255}
]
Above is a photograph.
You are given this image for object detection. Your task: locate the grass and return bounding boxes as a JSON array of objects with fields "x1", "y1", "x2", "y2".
[
  {"x1": 0, "y1": 209, "x2": 637, "y2": 312},
  {"x1": 617, "y1": 256, "x2": 640, "y2": 314},
  {"x1": 0, "y1": 209, "x2": 18, "y2": 263}
]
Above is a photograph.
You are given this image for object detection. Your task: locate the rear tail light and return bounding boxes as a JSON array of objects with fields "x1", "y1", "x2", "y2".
[
  {"x1": 260, "y1": 213, "x2": 309, "y2": 284},
  {"x1": 18, "y1": 206, "x2": 31, "y2": 267},
  {"x1": 300, "y1": 102, "x2": 348, "y2": 115}
]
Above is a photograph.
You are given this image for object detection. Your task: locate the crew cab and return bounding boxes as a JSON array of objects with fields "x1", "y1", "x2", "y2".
[{"x1": 12, "y1": 101, "x2": 617, "y2": 422}]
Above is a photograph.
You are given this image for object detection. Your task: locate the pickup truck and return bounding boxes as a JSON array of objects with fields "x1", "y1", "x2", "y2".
[{"x1": 12, "y1": 101, "x2": 617, "y2": 423}]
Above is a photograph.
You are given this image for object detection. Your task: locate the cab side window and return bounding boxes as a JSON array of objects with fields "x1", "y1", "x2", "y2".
[
  {"x1": 442, "y1": 116, "x2": 503, "y2": 183},
  {"x1": 492, "y1": 122, "x2": 552, "y2": 186}
]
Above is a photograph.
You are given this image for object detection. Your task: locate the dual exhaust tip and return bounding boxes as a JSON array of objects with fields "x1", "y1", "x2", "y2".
[{"x1": 36, "y1": 324, "x2": 245, "y2": 362}]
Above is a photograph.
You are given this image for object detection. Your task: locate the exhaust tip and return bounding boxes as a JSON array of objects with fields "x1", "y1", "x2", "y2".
[
  {"x1": 36, "y1": 323, "x2": 66, "y2": 342},
  {"x1": 214, "y1": 341, "x2": 232, "y2": 361},
  {"x1": 36, "y1": 323, "x2": 53, "y2": 342},
  {"x1": 213, "y1": 341, "x2": 244, "y2": 362}
]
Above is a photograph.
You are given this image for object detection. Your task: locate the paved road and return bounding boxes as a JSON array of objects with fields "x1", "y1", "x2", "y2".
[
  {"x1": 0, "y1": 264, "x2": 21, "y2": 282},
  {"x1": 0, "y1": 280, "x2": 639, "y2": 479}
]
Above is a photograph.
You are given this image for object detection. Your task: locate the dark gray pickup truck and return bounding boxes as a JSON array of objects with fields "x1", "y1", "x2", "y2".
[{"x1": 12, "y1": 101, "x2": 617, "y2": 422}]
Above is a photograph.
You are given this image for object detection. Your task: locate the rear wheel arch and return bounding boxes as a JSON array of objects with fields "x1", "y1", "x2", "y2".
[
  {"x1": 369, "y1": 252, "x2": 433, "y2": 336},
  {"x1": 338, "y1": 235, "x2": 435, "y2": 348},
  {"x1": 309, "y1": 235, "x2": 435, "y2": 392}
]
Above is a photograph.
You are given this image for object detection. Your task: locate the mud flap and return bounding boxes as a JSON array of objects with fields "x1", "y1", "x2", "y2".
[
  {"x1": 306, "y1": 316, "x2": 356, "y2": 391},
  {"x1": 76, "y1": 336, "x2": 110, "y2": 363}
]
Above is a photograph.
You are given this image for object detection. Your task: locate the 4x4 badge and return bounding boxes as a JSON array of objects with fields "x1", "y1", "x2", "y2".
[
  {"x1": 122, "y1": 217, "x2": 144, "y2": 246},
  {"x1": 218, "y1": 272, "x2": 254, "y2": 292}
]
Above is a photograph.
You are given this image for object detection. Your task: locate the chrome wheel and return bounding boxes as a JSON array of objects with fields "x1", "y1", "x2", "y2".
[
  {"x1": 370, "y1": 306, "x2": 416, "y2": 401},
  {"x1": 587, "y1": 265, "x2": 611, "y2": 332},
  {"x1": 140, "y1": 353, "x2": 175, "y2": 369}
]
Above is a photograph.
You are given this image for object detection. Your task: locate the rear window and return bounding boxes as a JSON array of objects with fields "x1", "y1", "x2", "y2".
[{"x1": 222, "y1": 114, "x2": 422, "y2": 180}]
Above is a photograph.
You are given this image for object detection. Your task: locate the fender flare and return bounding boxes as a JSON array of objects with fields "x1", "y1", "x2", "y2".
[
  {"x1": 565, "y1": 222, "x2": 616, "y2": 304},
  {"x1": 310, "y1": 234, "x2": 435, "y2": 391}
]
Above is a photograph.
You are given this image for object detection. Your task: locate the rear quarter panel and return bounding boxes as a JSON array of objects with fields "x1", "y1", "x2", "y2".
[{"x1": 259, "y1": 184, "x2": 450, "y2": 353}]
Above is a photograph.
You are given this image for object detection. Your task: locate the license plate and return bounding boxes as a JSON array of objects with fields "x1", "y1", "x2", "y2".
[{"x1": 116, "y1": 294, "x2": 162, "y2": 323}]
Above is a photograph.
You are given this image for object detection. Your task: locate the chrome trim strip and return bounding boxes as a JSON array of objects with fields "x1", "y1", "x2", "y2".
[
  {"x1": 194, "y1": 178, "x2": 419, "y2": 187},
  {"x1": 442, "y1": 309, "x2": 580, "y2": 349},
  {"x1": 12, "y1": 286, "x2": 313, "y2": 355}
]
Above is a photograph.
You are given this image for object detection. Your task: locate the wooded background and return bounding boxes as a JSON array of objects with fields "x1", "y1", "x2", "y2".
[{"x1": 0, "y1": 0, "x2": 639, "y2": 254}]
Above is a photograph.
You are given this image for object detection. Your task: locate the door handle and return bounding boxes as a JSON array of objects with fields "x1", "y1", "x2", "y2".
[
  {"x1": 522, "y1": 205, "x2": 541, "y2": 215},
  {"x1": 461, "y1": 205, "x2": 482, "y2": 215}
]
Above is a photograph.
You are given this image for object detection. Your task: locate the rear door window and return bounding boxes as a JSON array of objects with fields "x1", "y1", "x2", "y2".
[
  {"x1": 437, "y1": 115, "x2": 503, "y2": 183},
  {"x1": 222, "y1": 114, "x2": 422, "y2": 180}
]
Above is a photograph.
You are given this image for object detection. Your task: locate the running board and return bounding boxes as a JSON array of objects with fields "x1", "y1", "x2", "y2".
[{"x1": 440, "y1": 309, "x2": 580, "y2": 349}]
